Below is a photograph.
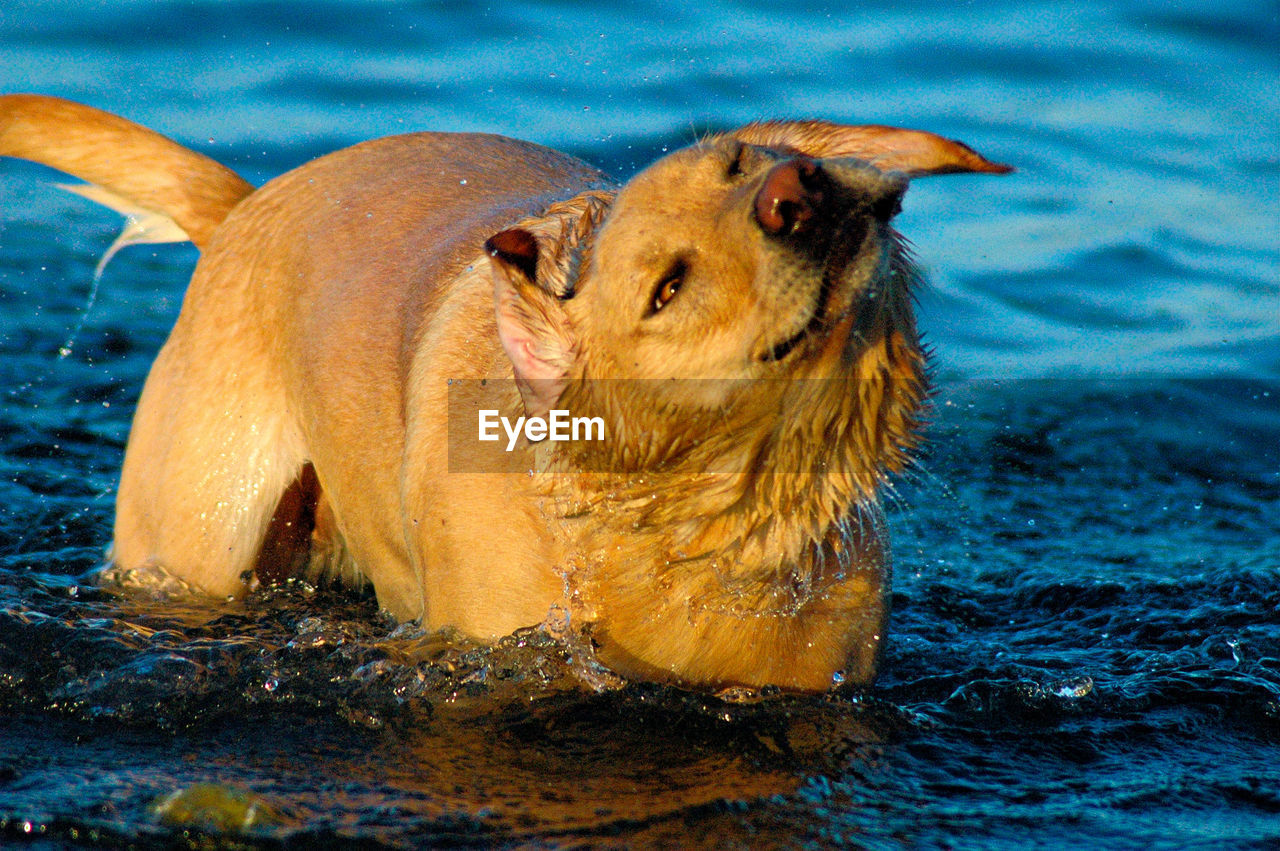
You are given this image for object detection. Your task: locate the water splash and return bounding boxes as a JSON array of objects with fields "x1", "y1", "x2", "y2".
[{"x1": 54, "y1": 182, "x2": 188, "y2": 360}]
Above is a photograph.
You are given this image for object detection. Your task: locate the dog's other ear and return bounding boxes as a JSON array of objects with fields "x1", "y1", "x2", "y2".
[
  {"x1": 726, "y1": 120, "x2": 1012, "y2": 177},
  {"x1": 487, "y1": 228, "x2": 576, "y2": 419}
]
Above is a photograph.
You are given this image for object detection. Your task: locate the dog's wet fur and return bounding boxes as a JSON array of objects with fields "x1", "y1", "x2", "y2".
[{"x1": 0, "y1": 95, "x2": 1009, "y2": 691}]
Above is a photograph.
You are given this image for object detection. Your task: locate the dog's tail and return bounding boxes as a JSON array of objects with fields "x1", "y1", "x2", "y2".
[{"x1": 0, "y1": 94, "x2": 254, "y2": 250}]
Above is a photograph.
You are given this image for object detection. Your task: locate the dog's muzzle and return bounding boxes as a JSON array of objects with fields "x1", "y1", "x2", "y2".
[{"x1": 751, "y1": 157, "x2": 910, "y2": 363}]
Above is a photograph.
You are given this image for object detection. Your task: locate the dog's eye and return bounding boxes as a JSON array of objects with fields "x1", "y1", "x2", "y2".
[
  {"x1": 650, "y1": 260, "x2": 686, "y2": 314},
  {"x1": 726, "y1": 143, "x2": 746, "y2": 179}
]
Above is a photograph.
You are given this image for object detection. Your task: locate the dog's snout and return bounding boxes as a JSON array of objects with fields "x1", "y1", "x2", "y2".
[{"x1": 754, "y1": 156, "x2": 826, "y2": 238}]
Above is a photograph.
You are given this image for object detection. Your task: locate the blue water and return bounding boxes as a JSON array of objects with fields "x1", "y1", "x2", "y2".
[{"x1": 1, "y1": 1, "x2": 1277, "y2": 847}]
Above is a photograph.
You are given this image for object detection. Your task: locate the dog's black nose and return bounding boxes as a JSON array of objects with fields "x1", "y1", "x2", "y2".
[{"x1": 754, "y1": 156, "x2": 826, "y2": 237}]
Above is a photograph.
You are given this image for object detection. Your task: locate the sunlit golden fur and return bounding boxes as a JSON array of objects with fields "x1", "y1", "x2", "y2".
[{"x1": 0, "y1": 94, "x2": 1008, "y2": 691}]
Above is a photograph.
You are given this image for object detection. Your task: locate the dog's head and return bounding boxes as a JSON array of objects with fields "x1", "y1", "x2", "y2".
[
  {"x1": 482, "y1": 122, "x2": 1008, "y2": 688},
  {"x1": 485, "y1": 121, "x2": 1008, "y2": 471}
]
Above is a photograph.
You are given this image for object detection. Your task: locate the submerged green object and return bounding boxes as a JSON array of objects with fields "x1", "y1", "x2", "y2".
[{"x1": 151, "y1": 783, "x2": 284, "y2": 834}]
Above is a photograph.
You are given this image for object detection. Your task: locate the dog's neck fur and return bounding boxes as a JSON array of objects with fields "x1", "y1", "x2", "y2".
[{"x1": 543, "y1": 296, "x2": 924, "y2": 689}]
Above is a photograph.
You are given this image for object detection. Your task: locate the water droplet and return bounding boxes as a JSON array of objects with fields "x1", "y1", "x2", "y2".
[{"x1": 1054, "y1": 677, "x2": 1093, "y2": 699}]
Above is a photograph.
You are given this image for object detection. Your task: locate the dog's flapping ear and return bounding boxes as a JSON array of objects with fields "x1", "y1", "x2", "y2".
[
  {"x1": 725, "y1": 120, "x2": 1012, "y2": 177},
  {"x1": 487, "y1": 228, "x2": 577, "y2": 419}
]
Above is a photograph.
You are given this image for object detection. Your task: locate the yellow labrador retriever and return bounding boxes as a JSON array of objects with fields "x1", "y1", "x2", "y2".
[{"x1": 0, "y1": 95, "x2": 1008, "y2": 691}]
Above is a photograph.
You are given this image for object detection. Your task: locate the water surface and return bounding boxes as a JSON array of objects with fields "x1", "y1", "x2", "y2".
[{"x1": 1, "y1": 1, "x2": 1277, "y2": 847}]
